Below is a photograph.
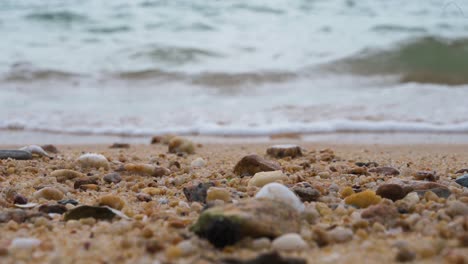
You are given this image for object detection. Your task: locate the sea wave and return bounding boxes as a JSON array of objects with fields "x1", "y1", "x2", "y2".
[
  {"x1": 3, "y1": 119, "x2": 468, "y2": 137},
  {"x1": 321, "y1": 36, "x2": 468, "y2": 85}
]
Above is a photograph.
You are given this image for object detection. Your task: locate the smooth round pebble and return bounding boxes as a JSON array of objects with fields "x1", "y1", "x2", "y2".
[
  {"x1": 33, "y1": 187, "x2": 64, "y2": 201},
  {"x1": 248, "y1": 170, "x2": 288, "y2": 187},
  {"x1": 9, "y1": 238, "x2": 41, "y2": 250},
  {"x1": 191, "y1": 157, "x2": 206, "y2": 168},
  {"x1": 256, "y1": 183, "x2": 304, "y2": 212},
  {"x1": 272, "y1": 233, "x2": 308, "y2": 251},
  {"x1": 328, "y1": 227, "x2": 354, "y2": 243},
  {"x1": 77, "y1": 153, "x2": 109, "y2": 169}
]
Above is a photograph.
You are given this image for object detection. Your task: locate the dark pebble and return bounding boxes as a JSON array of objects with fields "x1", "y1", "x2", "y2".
[
  {"x1": 13, "y1": 194, "x2": 28, "y2": 205},
  {"x1": 355, "y1": 162, "x2": 379, "y2": 168},
  {"x1": 58, "y1": 199, "x2": 79, "y2": 206},
  {"x1": 109, "y1": 143, "x2": 130, "y2": 149},
  {"x1": 369, "y1": 166, "x2": 400, "y2": 176},
  {"x1": 376, "y1": 184, "x2": 412, "y2": 201},
  {"x1": 292, "y1": 183, "x2": 321, "y2": 202},
  {"x1": 455, "y1": 174, "x2": 468, "y2": 188},
  {"x1": 38, "y1": 204, "x2": 68, "y2": 214},
  {"x1": 41, "y1": 144, "x2": 59, "y2": 154},
  {"x1": 74, "y1": 177, "x2": 99, "y2": 189},
  {"x1": 137, "y1": 193, "x2": 152, "y2": 202},
  {"x1": 0, "y1": 150, "x2": 32, "y2": 160},
  {"x1": 415, "y1": 188, "x2": 451, "y2": 199},
  {"x1": 63, "y1": 205, "x2": 117, "y2": 221},
  {"x1": 222, "y1": 251, "x2": 307, "y2": 264},
  {"x1": 233, "y1": 154, "x2": 281, "y2": 177},
  {"x1": 183, "y1": 182, "x2": 215, "y2": 203},
  {"x1": 413, "y1": 171, "x2": 438, "y2": 182},
  {"x1": 103, "y1": 173, "x2": 122, "y2": 184},
  {"x1": 395, "y1": 247, "x2": 416, "y2": 262},
  {"x1": 456, "y1": 168, "x2": 468, "y2": 174}
]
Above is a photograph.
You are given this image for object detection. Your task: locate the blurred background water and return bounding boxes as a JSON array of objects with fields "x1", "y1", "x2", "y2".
[{"x1": 1, "y1": 0, "x2": 468, "y2": 140}]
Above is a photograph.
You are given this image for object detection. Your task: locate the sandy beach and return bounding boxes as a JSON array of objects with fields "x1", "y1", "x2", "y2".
[{"x1": 0, "y1": 140, "x2": 467, "y2": 263}]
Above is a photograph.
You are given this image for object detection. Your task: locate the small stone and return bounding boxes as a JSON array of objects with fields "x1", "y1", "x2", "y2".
[
  {"x1": 415, "y1": 188, "x2": 451, "y2": 199},
  {"x1": 266, "y1": 145, "x2": 303, "y2": 158},
  {"x1": 221, "y1": 252, "x2": 306, "y2": 264},
  {"x1": 0, "y1": 150, "x2": 32, "y2": 160},
  {"x1": 340, "y1": 187, "x2": 355, "y2": 198},
  {"x1": 168, "y1": 137, "x2": 195, "y2": 154},
  {"x1": 458, "y1": 233, "x2": 468, "y2": 247},
  {"x1": 183, "y1": 182, "x2": 215, "y2": 203},
  {"x1": 190, "y1": 157, "x2": 206, "y2": 168},
  {"x1": 456, "y1": 168, "x2": 468, "y2": 174},
  {"x1": 206, "y1": 187, "x2": 231, "y2": 202},
  {"x1": 136, "y1": 193, "x2": 152, "y2": 202},
  {"x1": 9, "y1": 237, "x2": 41, "y2": 250},
  {"x1": 369, "y1": 166, "x2": 400, "y2": 176},
  {"x1": 176, "y1": 240, "x2": 195, "y2": 256},
  {"x1": 58, "y1": 199, "x2": 79, "y2": 206},
  {"x1": 123, "y1": 163, "x2": 170, "y2": 177},
  {"x1": 272, "y1": 233, "x2": 308, "y2": 251},
  {"x1": 109, "y1": 143, "x2": 130, "y2": 148},
  {"x1": 455, "y1": 174, "x2": 468, "y2": 188},
  {"x1": 103, "y1": 173, "x2": 122, "y2": 184},
  {"x1": 98, "y1": 195, "x2": 125, "y2": 210},
  {"x1": 361, "y1": 202, "x2": 399, "y2": 225},
  {"x1": 50, "y1": 169, "x2": 85, "y2": 182},
  {"x1": 191, "y1": 199, "x2": 300, "y2": 248},
  {"x1": 13, "y1": 194, "x2": 28, "y2": 205},
  {"x1": 41, "y1": 144, "x2": 58, "y2": 153},
  {"x1": 413, "y1": 171, "x2": 438, "y2": 181},
  {"x1": 396, "y1": 247, "x2": 416, "y2": 262},
  {"x1": 328, "y1": 227, "x2": 353, "y2": 243},
  {"x1": 347, "y1": 167, "x2": 368, "y2": 175},
  {"x1": 344, "y1": 190, "x2": 381, "y2": 208},
  {"x1": 33, "y1": 187, "x2": 64, "y2": 201},
  {"x1": 291, "y1": 182, "x2": 321, "y2": 202},
  {"x1": 233, "y1": 154, "x2": 281, "y2": 177},
  {"x1": 150, "y1": 136, "x2": 163, "y2": 144},
  {"x1": 255, "y1": 183, "x2": 304, "y2": 212},
  {"x1": 248, "y1": 170, "x2": 288, "y2": 187},
  {"x1": 355, "y1": 161, "x2": 379, "y2": 168},
  {"x1": 64, "y1": 205, "x2": 126, "y2": 221},
  {"x1": 376, "y1": 184, "x2": 412, "y2": 201},
  {"x1": 38, "y1": 204, "x2": 67, "y2": 214},
  {"x1": 74, "y1": 177, "x2": 99, "y2": 189},
  {"x1": 77, "y1": 153, "x2": 109, "y2": 169},
  {"x1": 446, "y1": 201, "x2": 468, "y2": 217}
]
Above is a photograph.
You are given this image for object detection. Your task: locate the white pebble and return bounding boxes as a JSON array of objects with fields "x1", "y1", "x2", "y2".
[
  {"x1": 77, "y1": 153, "x2": 109, "y2": 169},
  {"x1": 272, "y1": 233, "x2": 308, "y2": 251},
  {"x1": 10, "y1": 237, "x2": 41, "y2": 250},
  {"x1": 248, "y1": 170, "x2": 288, "y2": 187},
  {"x1": 177, "y1": 240, "x2": 195, "y2": 256},
  {"x1": 255, "y1": 182, "x2": 304, "y2": 212},
  {"x1": 190, "y1": 157, "x2": 206, "y2": 168},
  {"x1": 19, "y1": 145, "x2": 49, "y2": 157},
  {"x1": 328, "y1": 227, "x2": 353, "y2": 243}
]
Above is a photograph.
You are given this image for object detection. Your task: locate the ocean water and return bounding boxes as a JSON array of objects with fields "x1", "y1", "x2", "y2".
[{"x1": 1, "y1": 0, "x2": 468, "y2": 139}]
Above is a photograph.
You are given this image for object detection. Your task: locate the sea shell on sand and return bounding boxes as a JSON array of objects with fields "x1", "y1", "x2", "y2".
[
  {"x1": 19, "y1": 145, "x2": 50, "y2": 157},
  {"x1": 255, "y1": 182, "x2": 304, "y2": 212},
  {"x1": 77, "y1": 153, "x2": 109, "y2": 169}
]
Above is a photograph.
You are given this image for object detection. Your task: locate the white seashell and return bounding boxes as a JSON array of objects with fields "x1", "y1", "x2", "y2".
[
  {"x1": 19, "y1": 145, "x2": 50, "y2": 157},
  {"x1": 255, "y1": 182, "x2": 304, "y2": 212},
  {"x1": 77, "y1": 153, "x2": 109, "y2": 169},
  {"x1": 14, "y1": 203, "x2": 38, "y2": 209},
  {"x1": 10, "y1": 237, "x2": 41, "y2": 250},
  {"x1": 105, "y1": 206, "x2": 131, "y2": 220},
  {"x1": 190, "y1": 157, "x2": 206, "y2": 168},
  {"x1": 272, "y1": 233, "x2": 308, "y2": 251}
]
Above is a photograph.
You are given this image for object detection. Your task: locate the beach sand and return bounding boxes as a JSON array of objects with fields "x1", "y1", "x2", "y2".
[{"x1": 0, "y1": 141, "x2": 467, "y2": 263}]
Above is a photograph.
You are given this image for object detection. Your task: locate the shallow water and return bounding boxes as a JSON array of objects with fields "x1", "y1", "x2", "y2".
[{"x1": 1, "y1": 0, "x2": 468, "y2": 140}]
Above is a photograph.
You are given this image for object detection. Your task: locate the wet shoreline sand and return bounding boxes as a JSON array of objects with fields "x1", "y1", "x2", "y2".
[{"x1": 0, "y1": 142, "x2": 467, "y2": 263}]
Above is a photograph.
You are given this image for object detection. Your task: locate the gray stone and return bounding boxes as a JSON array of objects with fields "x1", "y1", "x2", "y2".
[
  {"x1": 233, "y1": 154, "x2": 281, "y2": 177},
  {"x1": 0, "y1": 150, "x2": 32, "y2": 160},
  {"x1": 103, "y1": 172, "x2": 122, "y2": 184},
  {"x1": 455, "y1": 174, "x2": 468, "y2": 188}
]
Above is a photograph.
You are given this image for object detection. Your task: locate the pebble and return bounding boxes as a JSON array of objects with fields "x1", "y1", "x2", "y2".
[
  {"x1": 415, "y1": 188, "x2": 451, "y2": 199},
  {"x1": 13, "y1": 194, "x2": 28, "y2": 205},
  {"x1": 38, "y1": 204, "x2": 67, "y2": 214},
  {"x1": 177, "y1": 240, "x2": 195, "y2": 256},
  {"x1": 58, "y1": 199, "x2": 79, "y2": 206},
  {"x1": 368, "y1": 166, "x2": 400, "y2": 176},
  {"x1": 183, "y1": 182, "x2": 215, "y2": 203},
  {"x1": 19, "y1": 145, "x2": 50, "y2": 157},
  {"x1": 413, "y1": 171, "x2": 438, "y2": 181},
  {"x1": 50, "y1": 169, "x2": 85, "y2": 182},
  {"x1": 136, "y1": 193, "x2": 152, "y2": 202},
  {"x1": 221, "y1": 252, "x2": 306, "y2": 264},
  {"x1": 248, "y1": 170, "x2": 288, "y2": 187},
  {"x1": 395, "y1": 247, "x2": 416, "y2": 262},
  {"x1": 103, "y1": 172, "x2": 122, "y2": 184},
  {"x1": 361, "y1": 202, "x2": 399, "y2": 225},
  {"x1": 344, "y1": 190, "x2": 382, "y2": 208},
  {"x1": 190, "y1": 157, "x2": 206, "y2": 168},
  {"x1": 74, "y1": 177, "x2": 99, "y2": 189},
  {"x1": 0, "y1": 150, "x2": 32, "y2": 160},
  {"x1": 168, "y1": 137, "x2": 195, "y2": 154},
  {"x1": 77, "y1": 153, "x2": 109, "y2": 169},
  {"x1": 446, "y1": 201, "x2": 468, "y2": 217},
  {"x1": 291, "y1": 182, "x2": 321, "y2": 202},
  {"x1": 64, "y1": 205, "x2": 124, "y2": 221},
  {"x1": 33, "y1": 187, "x2": 64, "y2": 200},
  {"x1": 328, "y1": 227, "x2": 353, "y2": 243},
  {"x1": 41, "y1": 144, "x2": 59, "y2": 153},
  {"x1": 98, "y1": 195, "x2": 126, "y2": 210},
  {"x1": 191, "y1": 198, "x2": 300, "y2": 248},
  {"x1": 255, "y1": 182, "x2": 304, "y2": 212},
  {"x1": 206, "y1": 187, "x2": 231, "y2": 202},
  {"x1": 266, "y1": 144, "x2": 303, "y2": 158},
  {"x1": 233, "y1": 154, "x2": 281, "y2": 177},
  {"x1": 109, "y1": 143, "x2": 130, "y2": 148},
  {"x1": 455, "y1": 174, "x2": 468, "y2": 187},
  {"x1": 123, "y1": 163, "x2": 170, "y2": 177},
  {"x1": 376, "y1": 184, "x2": 411, "y2": 201},
  {"x1": 271, "y1": 233, "x2": 308, "y2": 251},
  {"x1": 9, "y1": 237, "x2": 41, "y2": 250}
]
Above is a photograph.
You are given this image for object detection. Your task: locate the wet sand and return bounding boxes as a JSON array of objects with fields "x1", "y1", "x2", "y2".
[{"x1": 0, "y1": 142, "x2": 467, "y2": 263}]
